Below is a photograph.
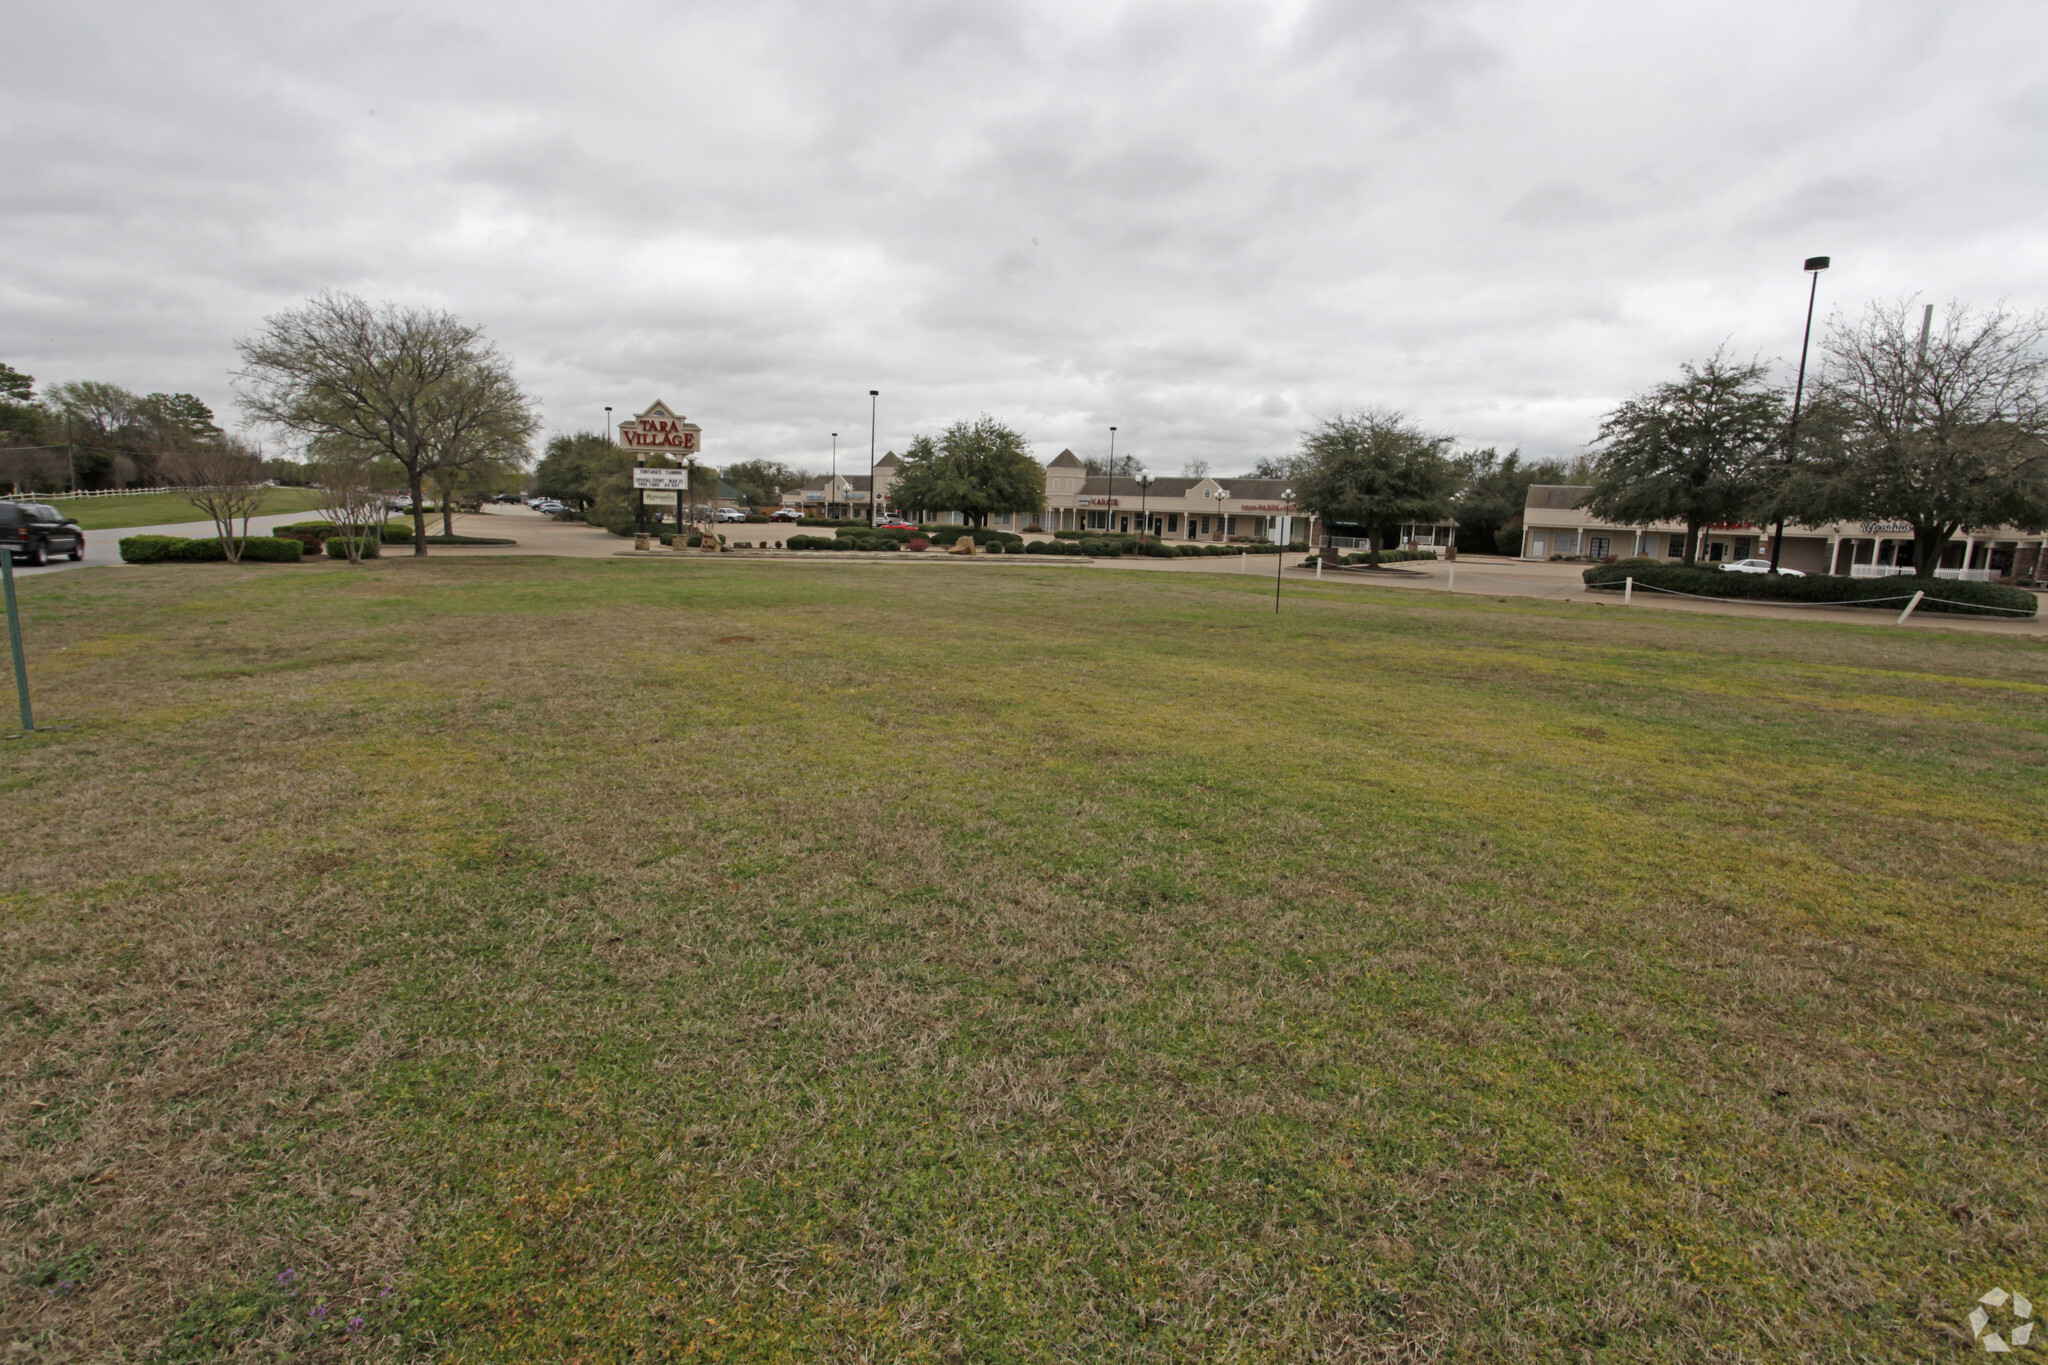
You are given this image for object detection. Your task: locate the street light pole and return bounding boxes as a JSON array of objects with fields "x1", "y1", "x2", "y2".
[
  {"x1": 635, "y1": 455, "x2": 646, "y2": 539},
  {"x1": 605, "y1": 406, "x2": 613, "y2": 444},
  {"x1": 868, "y1": 391, "x2": 879, "y2": 527},
  {"x1": 1770, "y1": 255, "x2": 1830, "y2": 571},
  {"x1": 1276, "y1": 487, "x2": 1294, "y2": 612},
  {"x1": 1137, "y1": 473, "x2": 1153, "y2": 546},
  {"x1": 1105, "y1": 426, "x2": 1116, "y2": 534},
  {"x1": 831, "y1": 432, "x2": 838, "y2": 518}
]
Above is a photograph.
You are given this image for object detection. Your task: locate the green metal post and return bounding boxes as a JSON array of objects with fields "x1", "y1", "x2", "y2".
[{"x1": 2, "y1": 547, "x2": 31, "y2": 731}]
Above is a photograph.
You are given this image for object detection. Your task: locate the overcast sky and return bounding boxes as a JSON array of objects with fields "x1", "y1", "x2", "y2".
[{"x1": 5, "y1": 1, "x2": 2045, "y2": 475}]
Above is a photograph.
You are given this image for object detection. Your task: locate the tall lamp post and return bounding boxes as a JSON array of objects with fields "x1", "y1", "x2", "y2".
[
  {"x1": 1275, "y1": 487, "x2": 1294, "y2": 613},
  {"x1": 635, "y1": 455, "x2": 646, "y2": 538},
  {"x1": 1769, "y1": 255, "x2": 1830, "y2": 572},
  {"x1": 830, "y1": 432, "x2": 838, "y2": 518},
  {"x1": 605, "y1": 406, "x2": 613, "y2": 444},
  {"x1": 1136, "y1": 473, "x2": 1153, "y2": 545},
  {"x1": 1101, "y1": 426, "x2": 1118, "y2": 532},
  {"x1": 685, "y1": 454, "x2": 699, "y2": 533},
  {"x1": 868, "y1": 391, "x2": 879, "y2": 527}
]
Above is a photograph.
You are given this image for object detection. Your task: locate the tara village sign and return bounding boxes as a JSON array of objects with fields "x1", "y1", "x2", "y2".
[{"x1": 617, "y1": 400, "x2": 700, "y2": 455}]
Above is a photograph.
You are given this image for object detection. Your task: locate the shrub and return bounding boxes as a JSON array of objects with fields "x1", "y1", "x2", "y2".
[
  {"x1": 119, "y1": 535, "x2": 188, "y2": 564},
  {"x1": 1002, "y1": 541, "x2": 1023, "y2": 554},
  {"x1": 381, "y1": 522, "x2": 415, "y2": 543},
  {"x1": 118, "y1": 534, "x2": 299, "y2": 564},
  {"x1": 239, "y1": 537, "x2": 304, "y2": 563},
  {"x1": 1581, "y1": 562, "x2": 2039, "y2": 617},
  {"x1": 906, "y1": 537, "x2": 929, "y2": 551},
  {"x1": 326, "y1": 535, "x2": 380, "y2": 559}
]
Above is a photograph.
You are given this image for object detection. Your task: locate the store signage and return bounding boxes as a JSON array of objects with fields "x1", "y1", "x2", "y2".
[
  {"x1": 1239, "y1": 503, "x2": 1288, "y2": 512},
  {"x1": 632, "y1": 468, "x2": 691, "y2": 490},
  {"x1": 638, "y1": 489, "x2": 678, "y2": 506},
  {"x1": 1858, "y1": 521, "x2": 1911, "y2": 534},
  {"x1": 617, "y1": 400, "x2": 701, "y2": 453},
  {"x1": 1078, "y1": 496, "x2": 1121, "y2": 507}
]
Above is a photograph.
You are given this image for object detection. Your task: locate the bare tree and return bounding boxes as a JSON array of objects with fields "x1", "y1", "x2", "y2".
[
  {"x1": 160, "y1": 435, "x2": 270, "y2": 562},
  {"x1": 1820, "y1": 298, "x2": 2048, "y2": 577},
  {"x1": 309, "y1": 441, "x2": 396, "y2": 564},
  {"x1": 235, "y1": 293, "x2": 539, "y2": 556}
]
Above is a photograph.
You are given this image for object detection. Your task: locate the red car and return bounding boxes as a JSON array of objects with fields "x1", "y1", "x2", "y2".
[
  {"x1": 768, "y1": 508, "x2": 804, "y2": 522},
  {"x1": 876, "y1": 519, "x2": 920, "y2": 532}
]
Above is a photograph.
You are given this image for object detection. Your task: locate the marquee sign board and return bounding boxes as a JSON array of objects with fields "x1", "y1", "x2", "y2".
[
  {"x1": 632, "y1": 468, "x2": 693, "y2": 490},
  {"x1": 617, "y1": 400, "x2": 701, "y2": 454}
]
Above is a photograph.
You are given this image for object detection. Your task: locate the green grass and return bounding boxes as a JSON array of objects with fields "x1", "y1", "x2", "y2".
[
  {"x1": 2, "y1": 557, "x2": 2044, "y2": 1361},
  {"x1": 38, "y1": 486, "x2": 329, "y2": 530}
]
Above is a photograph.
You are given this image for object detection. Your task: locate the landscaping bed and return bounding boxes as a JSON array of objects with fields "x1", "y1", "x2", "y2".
[{"x1": 1583, "y1": 559, "x2": 2039, "y2": 617}]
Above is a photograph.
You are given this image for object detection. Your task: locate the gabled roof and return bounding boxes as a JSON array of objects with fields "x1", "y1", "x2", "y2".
[
  {"x1": 632, "y1": 399, "x2": 687, "y2": 423},
  {"x1": 1046, "y1": 449, "x2": 1085, "y2": 469},
  {"x1": 875, "y1": 450, "x2": 901, "y2": 468}
]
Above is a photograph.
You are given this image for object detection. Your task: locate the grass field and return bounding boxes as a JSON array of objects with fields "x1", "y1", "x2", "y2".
[
  {"x1": 37, "y1": 486, "x2": 329, "y2": 531},
  {"x1": 2, "y1": 557, "x2": 2044, "y2": 1361}
]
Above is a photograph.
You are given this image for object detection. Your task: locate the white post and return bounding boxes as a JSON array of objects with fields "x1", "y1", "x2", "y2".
[
  {"x1": 1896, "y1": 589, "x2": 1924, "y2": 625},
  {"x1": 1315, "y1": 558, "x2": 1322, "y2": 581},
  {"x1": 1624, "y1": 575, "x2": 1633, "y2": 605},
  {"x1": 1447, "y1": 565, "x2": 1456, "y2": 593},
  {"x1": 1240, "y1": 551, "x2": 1247, "y2": 572}
]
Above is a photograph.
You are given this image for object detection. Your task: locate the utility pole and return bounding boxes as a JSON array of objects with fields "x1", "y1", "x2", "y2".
[{"x1": 867, "y1": 392, "x2": 879, "y2": 526}]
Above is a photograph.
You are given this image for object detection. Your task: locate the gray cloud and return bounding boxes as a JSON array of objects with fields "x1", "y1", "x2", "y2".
[{"x1": 4, "y1": 0, "x2": 2045, "y2": 476}]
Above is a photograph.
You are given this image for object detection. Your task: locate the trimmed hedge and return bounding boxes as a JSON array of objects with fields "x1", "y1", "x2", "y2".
[
  {"x1": 1582, "y1": 562, "x2": 2039, "y2": 618},
  {"x1": 325, "y1": 536, "x2": 380, "y2": 559},
  {"x1": 1340, "y1": 548, "x2": 1438, "y2": 565},
  {"x1": 120, "y1": 535, "x2": 303, "y2": 564}
]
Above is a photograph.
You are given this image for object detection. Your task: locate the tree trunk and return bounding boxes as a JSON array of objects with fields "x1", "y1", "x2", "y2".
[
  {"x1": 1912, "y1": 524, "x2": 1957, "y2": 579},
  {"x1": 1682, "y1": 518, "x2": 1701, "y2": 567},
  {"x1": 441, "y1": 496, "x2": 454, "y2": 538},
  {"x1": 1368, "y1": 528, "x2": 1381, "y2": 568},
  {"x1": 410, "y1": 471, "x2": 428, "y2": 555}
]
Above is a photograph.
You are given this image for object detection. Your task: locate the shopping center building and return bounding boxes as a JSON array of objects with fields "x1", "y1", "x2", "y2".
[
  {"x1": 781, "y1": 449, "x2": 1314, "y2": 543},
  {"x1": 1519, "y1": 485, "x2": 2047, "y2": 580}
]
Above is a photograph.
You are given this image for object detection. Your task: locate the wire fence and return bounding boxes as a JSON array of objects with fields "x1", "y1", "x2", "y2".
[
  {"x1": 1596, "y1": 578, "x2": 2040, "y2": 617},
  {"x1": 1303, "y1": 562, "x2": 2040, "y2": 620}
]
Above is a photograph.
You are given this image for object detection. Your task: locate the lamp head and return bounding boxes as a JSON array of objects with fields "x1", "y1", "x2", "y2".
[
  {"x1": 869, "y1": 390, "x2": 878, "y2": 397},
  {"x1": 1804, "y1": 255, "x2": 1830, "y2": 272}
]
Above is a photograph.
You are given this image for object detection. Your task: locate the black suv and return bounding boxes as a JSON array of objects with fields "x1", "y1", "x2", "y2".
[{"x1": 0, "y1": 502, "x2": 85, "y2": 565}]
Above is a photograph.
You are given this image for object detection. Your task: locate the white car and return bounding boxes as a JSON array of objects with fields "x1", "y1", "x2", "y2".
[
  {"x1": 1719, "y1": 558, "x2": 1805, "y2": 577},
  {"x1": 711, "y1": 507, "x2": 747, "y2": 522}
]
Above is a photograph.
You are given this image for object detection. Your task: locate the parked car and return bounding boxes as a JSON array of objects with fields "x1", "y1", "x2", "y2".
[
  {"x1": 875, "y1": 519, "x2": 920, "y2": 532},
  {"x1": 0, "y1": 502, "x2": 85, "y2": 565},
  {"x1": 711, "y1": 507, "x2": 747, "y2": 522},
  {"x1": 1718, "y1": 558, "x2": 1805, "y2": 577},
  {"x1": 768, "y1": 508, "x2": 803, "y2": 522}
]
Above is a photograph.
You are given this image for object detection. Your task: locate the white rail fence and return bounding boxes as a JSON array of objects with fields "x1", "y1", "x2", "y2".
[
  {"x1": 1849, "y1": 564, "x2": 1994, "y2": 582},
  {"x1": 3, "y1": 485, "x2": 178, "y2": 502}
]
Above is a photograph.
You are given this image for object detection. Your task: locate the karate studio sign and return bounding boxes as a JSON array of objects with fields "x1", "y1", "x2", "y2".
[{"x1": 617, "y1": 400, "x2": 701, "y2": 454}]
